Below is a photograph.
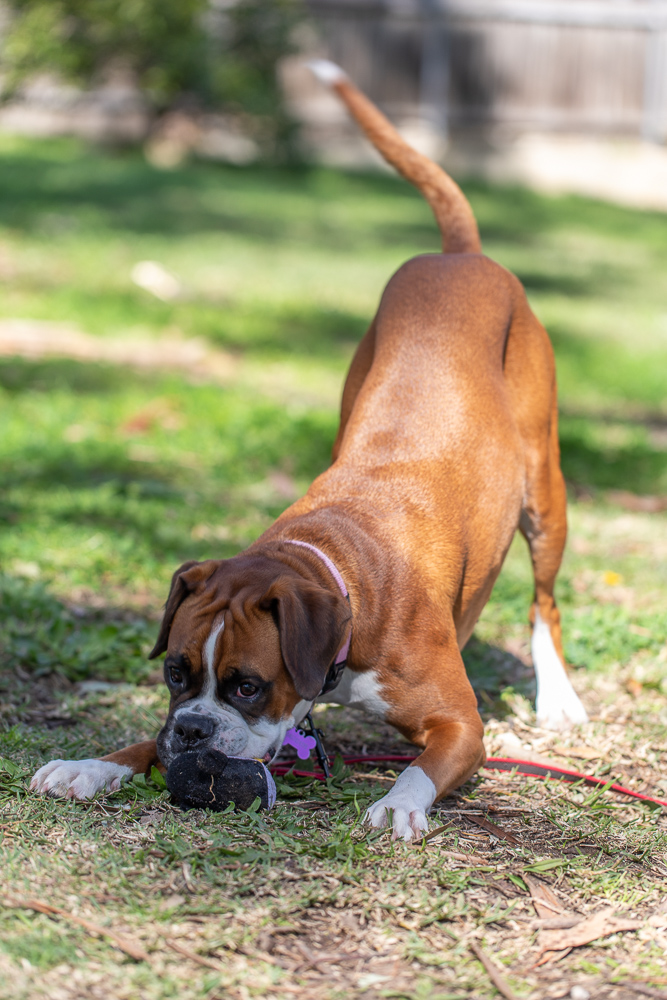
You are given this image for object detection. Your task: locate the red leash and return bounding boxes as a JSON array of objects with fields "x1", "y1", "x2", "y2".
[{"x1": 270, "y1": 754, "x2": 667, "y2": 809}]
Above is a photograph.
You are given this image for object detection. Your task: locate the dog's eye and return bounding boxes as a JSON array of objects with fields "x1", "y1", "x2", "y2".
[
  {"x1": 237, "y1": 682, "x2": 258, "y2": 698},
  {"x1": 169, "y1": 667, "x2": 183, "y2": 685}
]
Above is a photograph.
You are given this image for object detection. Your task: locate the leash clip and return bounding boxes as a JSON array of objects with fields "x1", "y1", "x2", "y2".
[
  {"x1": 303, "y1": 711, "x2": 331, "y2": 780},
  {"x1": 318, "y1": 654, "x2": 347, "y2": 697}
]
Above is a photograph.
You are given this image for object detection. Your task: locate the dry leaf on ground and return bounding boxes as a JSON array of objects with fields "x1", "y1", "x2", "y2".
[
  {"x1": 525, "y1": 874, "x2": 571, "y2": 919},
  {"x1": 536, "y1": 907, "x2": 641, "y2": 964}
]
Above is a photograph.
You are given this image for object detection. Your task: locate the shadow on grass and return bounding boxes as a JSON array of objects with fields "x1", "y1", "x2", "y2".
[
  {"x1": 0, "y1": 354, "x2": 339, "y2": 568},
  {"x1": 0, "y1": 355, "x2": 162, "y2": 396},
  {"x1": 2, "y1": 136, "x2": 663, "y2": 256},
  {"x1": 560, "y1": 422, "x2": 667, "y2": 496},
  {"x1": 463, "y1": 636, "x2": 534, "y2": 721},
  {"x1": 0, "y1": 140, "x2": 435, "y2": 249},
  {"x1": 0, "y1": 569, "x2": 530, "y2": 734},
  {"x1": 0, "y1": 573, "x2": 155, "y2": 686},
  {"x1": 465, "y1": 177, "x2": 667, "y2": 250},
  {"x1": 0, "y1": 299, "x2": 366, "y2": 359},
  {"x1": 203, "y1": 301, "x2": 367, "y2": 356},
  {"x1": 551, "y1": 323, "x2": 667, "y2": 413}
]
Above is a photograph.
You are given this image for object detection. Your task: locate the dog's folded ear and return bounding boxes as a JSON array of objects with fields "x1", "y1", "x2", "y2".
[
  {"x1": 149, "y1": 560, "x2": 220, "y2": 659},
  {"x1": 260, "y1": 576, "x2": 351, "y2": 701}
]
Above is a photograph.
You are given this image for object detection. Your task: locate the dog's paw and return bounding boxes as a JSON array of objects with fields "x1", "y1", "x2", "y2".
[
  {"x1": 536, "y1": 692, "x2": 589, "y2": 731},
  {"x1": 30, "y1": 759, "x2": 133, "y2": 799},
  {"x1": 532, "y1": 612, "x2": 589, "y2": 731},
  {"x1": 364, "y1": 766, "x2": 435, "y2": 843},
  {"x1": 365, "y1": 796, "x2": 429, "y2": 842}
]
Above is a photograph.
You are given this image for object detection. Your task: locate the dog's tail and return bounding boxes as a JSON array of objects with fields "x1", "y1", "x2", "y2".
[{"x1": 308, "y1": 60, "x2": 481, "y2": 255}]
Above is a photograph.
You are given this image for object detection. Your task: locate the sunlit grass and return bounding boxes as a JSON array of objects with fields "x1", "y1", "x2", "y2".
[{"x1": 0, "y1": 136, "x2": 666, "y2": 998}]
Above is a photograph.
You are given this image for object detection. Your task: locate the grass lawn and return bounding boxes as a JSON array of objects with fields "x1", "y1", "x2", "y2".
[{"x1": 1, "y1": 134, "x2": 667, "y2": 999}]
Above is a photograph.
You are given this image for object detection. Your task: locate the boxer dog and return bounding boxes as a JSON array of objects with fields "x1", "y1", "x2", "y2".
[{"x1": 32, "y1": 62, "x2": 588, "y2": 840}]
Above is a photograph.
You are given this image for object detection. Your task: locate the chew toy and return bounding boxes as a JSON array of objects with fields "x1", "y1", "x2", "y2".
[{"x1": 166, "y1": 749, "x2": 276, "y2": 812}]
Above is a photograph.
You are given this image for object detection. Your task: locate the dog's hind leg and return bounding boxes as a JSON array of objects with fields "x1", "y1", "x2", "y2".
[{"x1": 520, "y1": 400, "x2": 588, "y2": 731}]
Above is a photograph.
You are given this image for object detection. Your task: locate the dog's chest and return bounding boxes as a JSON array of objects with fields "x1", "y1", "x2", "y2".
[{"x1": 318, "y1": 668, "x2": 388, "y2": 719}]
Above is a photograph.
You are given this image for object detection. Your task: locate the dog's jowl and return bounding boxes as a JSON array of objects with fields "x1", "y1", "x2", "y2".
[{"x1": 32, "y1": 62, "x2": 587, "y2": 841}]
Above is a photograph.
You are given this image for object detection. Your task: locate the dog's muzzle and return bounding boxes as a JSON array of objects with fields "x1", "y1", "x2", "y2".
[{"x1": 157, "y1": 709, "x2": 253, "y2": 765}]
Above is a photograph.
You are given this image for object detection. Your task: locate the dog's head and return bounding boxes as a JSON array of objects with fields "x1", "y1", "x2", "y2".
[{"x1": 152, "y1": 555, "x2": 351, "y2": 766}]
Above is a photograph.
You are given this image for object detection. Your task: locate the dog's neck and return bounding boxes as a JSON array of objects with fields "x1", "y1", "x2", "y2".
[{"x1": 283, "y1": 539, "x2": 351, "y2": 694}]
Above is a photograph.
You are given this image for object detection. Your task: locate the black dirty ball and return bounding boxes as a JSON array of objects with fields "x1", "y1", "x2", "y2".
[{"x1": 166, "y1": 749, "x2": 276, "y2": 812}]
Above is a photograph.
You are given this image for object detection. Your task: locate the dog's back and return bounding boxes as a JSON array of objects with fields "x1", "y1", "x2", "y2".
[{"x1": 286, "y1": 64, "x2": 564, "y2": 648}]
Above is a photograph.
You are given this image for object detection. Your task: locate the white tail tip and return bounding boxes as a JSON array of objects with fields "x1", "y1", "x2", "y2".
[{"x1": 307, "y1": 59, "x2": 347, "y2": 87}]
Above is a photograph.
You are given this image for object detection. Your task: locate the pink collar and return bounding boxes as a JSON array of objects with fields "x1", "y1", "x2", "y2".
[{"x1": 283, "y1": 539, "x2": 351, "y2": 666}]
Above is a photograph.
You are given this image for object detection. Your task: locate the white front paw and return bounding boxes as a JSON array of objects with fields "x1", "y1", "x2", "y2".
[
  {"x1": 363, "y1": 766, "x2": 436, "y2": 842},
  {"x1": 365, "y1": 794, "x2": 429, "y2": 842},
  {"x1": 30, "y1": 759, "x2": 133, "y2": 799}
]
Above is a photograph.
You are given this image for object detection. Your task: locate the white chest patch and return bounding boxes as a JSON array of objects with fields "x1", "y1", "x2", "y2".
[
  {"x1": 318, "y1": 668, "x2": 389, "y2": 719},
  {"x1": 532, "y1": 609, "x2": 589, "y2": 731},
  {"x1": 290, "y1": 699, "x2": 314, "y2": 727}
]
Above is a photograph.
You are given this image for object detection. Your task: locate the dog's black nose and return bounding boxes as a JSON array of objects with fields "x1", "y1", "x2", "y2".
[{"x1": 173, "y1": 713, "x2": 215, "y2": 748}]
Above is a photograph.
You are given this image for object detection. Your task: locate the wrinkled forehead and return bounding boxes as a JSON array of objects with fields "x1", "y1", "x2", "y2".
[
  {"x1": 165, "y1": 595, "x2": 220, "y2": 669},
  {"x1": 166, "y1": 591, "x2": 283, "y2": 679}
]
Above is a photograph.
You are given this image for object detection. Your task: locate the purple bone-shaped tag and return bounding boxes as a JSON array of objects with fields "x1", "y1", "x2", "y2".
[{"x1": 283, "y1": 727, "x2": 317, "y2": 760}]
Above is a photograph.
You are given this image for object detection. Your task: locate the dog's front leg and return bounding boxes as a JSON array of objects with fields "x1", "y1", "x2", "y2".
[
  {"x1": 364, "y1": 652, "x2": 485, "y2": 841},
  {"x1": 365, "y1": 719, "x2": 485, "y2": 841},
  {"x1": 31, "y1": 739, "x2": 161, "y2": 800}
]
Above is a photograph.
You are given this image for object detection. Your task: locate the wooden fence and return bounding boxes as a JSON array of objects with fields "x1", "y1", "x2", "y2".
[{"x1": 305, "y1": 0, "x2": 667, "y2": 142}]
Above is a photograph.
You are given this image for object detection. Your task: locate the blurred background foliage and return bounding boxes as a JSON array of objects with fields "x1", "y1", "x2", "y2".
[{"x1": 0, "y1": 0, "x2": 302, "y2": 157}]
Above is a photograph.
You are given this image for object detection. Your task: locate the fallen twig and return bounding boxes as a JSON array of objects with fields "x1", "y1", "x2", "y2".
[
  {"x1": 164, "y1": 938, "x2": 225, "y2": 972},
  {"x1": 419, "y1": 823, "x2": 454, "y2": 844},
  {"x1": 469, "y1": 941, "x2": 521, "y2": 1000},
  {"x1": 293, "y1": 938, "x2": 348, "y2": 974},
  {"x1": 467, "y1": 814, "x2": 521, "y2": 845},
  {"x1": 532, "y1": 915, "x2": 583, "y2": 930},
  {"x1": 2, "y1": 894, "x2": 149, "y2": 962}
]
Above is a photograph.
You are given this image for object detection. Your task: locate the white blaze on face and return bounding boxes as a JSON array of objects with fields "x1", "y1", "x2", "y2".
[
  {"x1": 171, "y1": 618, "x2": 290, "y2": 760},
  {"x1": 202, "y1": 619, "x2": 225, "y2": 698}
]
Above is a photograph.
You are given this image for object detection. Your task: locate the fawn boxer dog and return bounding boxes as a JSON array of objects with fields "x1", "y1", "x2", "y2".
[{"x1": 32, "y1": 62, "x2": 588, "y2": 840}]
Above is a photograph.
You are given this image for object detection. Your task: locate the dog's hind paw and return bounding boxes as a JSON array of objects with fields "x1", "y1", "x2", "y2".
[
  {"x1": 532, "y1": 612, "x2": 589, "y2": 731},
  {"x1": 536, "y1": 694, "x2": 589, "y2": 731},
  {"x1": 30, "y1": 759, "x2": 133, "y2": 799},
  {"x1": 364, "y1": 765, "x2": 435, "y2": 842}
]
